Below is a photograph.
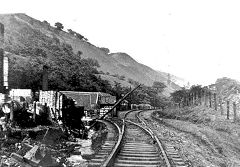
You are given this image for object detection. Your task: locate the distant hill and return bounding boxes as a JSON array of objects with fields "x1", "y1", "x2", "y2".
[{"x1": 0, "y1": 13, "x2": 182, "y2": 95}]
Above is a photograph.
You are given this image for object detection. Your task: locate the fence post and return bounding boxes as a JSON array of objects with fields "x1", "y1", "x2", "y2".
[
  {"x1": 33, "y1": 101, "x2": 36, "y2": 123},
  {"x1": 205, "y1": 90, "x2": 208, "y2": 107},
  {"x1": 199, "y1": 91, "x2": 202, "y2": 105},
  {"x1": 219, "y1": 98, "x2": 223, "y2": 115},
  {"x1": 233, "y1": 102, "x2": 237, "y2": 122},
  {"x1": 192, "y1": 93, "x2": 195, "y2": 106},
  {"x1": 189, "y1": 93, "x2": 191, "y2": 106},
  {"x1": 209, "y1": 92, "x2": 212, "y2": 108},
  {"x1": 214, "y1": 93, "x2": 217, "y2": 111},
  {"x1": 227, "y1": 101, "x2": 230, "y2": 119}
]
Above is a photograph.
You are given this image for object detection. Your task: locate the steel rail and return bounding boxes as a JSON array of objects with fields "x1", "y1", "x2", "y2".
[
  {"x1": 99, "y1": 118, "x2": 123, "y2": 167},
  {"x1": 100, "y1": 110, "x2": 136, "y2": 167},
  {"x1": 137, "y1": 110, "x2": 171, "y2": 167},
  {"x1": 98, "y1": 109, "x2": 171, "y2": 167}
]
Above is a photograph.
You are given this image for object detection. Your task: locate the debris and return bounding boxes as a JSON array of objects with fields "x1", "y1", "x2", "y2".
[{"x1": 11, "y1": 143, "x2": 59, "y2": 167}]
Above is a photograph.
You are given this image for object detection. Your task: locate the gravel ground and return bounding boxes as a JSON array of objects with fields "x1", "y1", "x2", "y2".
[{"x1": 148, "y1": 106, "x2": 240, "y2": 167}]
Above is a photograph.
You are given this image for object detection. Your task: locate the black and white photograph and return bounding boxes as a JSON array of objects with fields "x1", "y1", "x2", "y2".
[{"x1": 0, "y1": 0, "x2": 240, "y2": 166}]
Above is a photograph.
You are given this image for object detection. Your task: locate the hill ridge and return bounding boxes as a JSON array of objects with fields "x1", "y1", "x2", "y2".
[{"x1": 0, "y1": 13, "x2": 183, "y2": 95}]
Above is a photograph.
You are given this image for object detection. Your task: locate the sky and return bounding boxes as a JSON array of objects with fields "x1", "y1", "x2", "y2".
[{"x1": 1, "y1": 0, "x2": 240, "y2": 86}]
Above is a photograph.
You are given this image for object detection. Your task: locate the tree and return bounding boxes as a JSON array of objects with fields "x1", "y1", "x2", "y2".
[
  {"x1": 75, "y1": 33, "x2": 84, "y2": 40},
  {"x1": 9, "y1": 42, "x2": 113, "y2": 93},
  {"x1": 152, "y1": 81, "x2": 166, "y2": 93},
  {"x1": 119, "y1": 75, "x2": 126, "y2": 81},
  {"x1": 171, "y1": 88, "x2": 188, "y2": 106},
  {"x1": 67, "y1": 29, "x2": 75, "y2": 35},
  {"x1": 83, "y1": 37, "x2": 88, "y2": 41},
  {"x1": 42, "y1": 20, "x2": 50, "y2": 28},
  {"x1": 54, "y1": 22, "x2": 64, "y2": 31},
  {"x1": 100, "y1": 47, "x2": 110, "y2": 54},
  {"x1": 77, "y1": 51, "x2": 82, "y2": 56}
]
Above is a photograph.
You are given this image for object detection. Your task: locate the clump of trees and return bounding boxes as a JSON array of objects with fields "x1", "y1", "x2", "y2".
[
  {"x1": 111, "y1": 74, "x2": 126, "y2": 81},
  {"x1": 171, "y1": 85, "x2": 208, "y2": 107},
  {"x1": 110, "y1": 80, "x2": 169, "y2": 109},
  {"x1": 67, "y1": 29, "x2": 88, "y2": 41},
  {"x1": 54, "y1": 22, "x2": 64, "y2": 31},
  {"x1": 7, "y1": 27, "x2": 112, "y2": 93},
  {"x1": 48, "y1": 21, "x2": 86, "y2": 40},
  {"x1": 100, "y1": 47, "x2": 110, "y2": 54}
]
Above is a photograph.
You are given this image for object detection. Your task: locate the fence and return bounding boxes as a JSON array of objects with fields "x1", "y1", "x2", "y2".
[{"x1": 172, "y1": 90, "x2": 240, "y2": 122}]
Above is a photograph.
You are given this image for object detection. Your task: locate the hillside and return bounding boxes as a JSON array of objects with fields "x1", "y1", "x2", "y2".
[{"x1": 0, "y1": 13, "x2": 181, "y2": 94}]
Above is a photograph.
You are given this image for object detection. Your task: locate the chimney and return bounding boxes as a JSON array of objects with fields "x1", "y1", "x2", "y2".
[
  {"x1": 0, "y1": 23, "x2": 4, "y2": 93},
  {"x1": 42, "y1": 65, "x2": 48, "y2": 91}
]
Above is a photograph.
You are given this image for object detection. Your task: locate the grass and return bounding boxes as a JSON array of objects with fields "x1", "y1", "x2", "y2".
[{"x1": 153, "y1": 106, "x2": 240, "y2": 166}]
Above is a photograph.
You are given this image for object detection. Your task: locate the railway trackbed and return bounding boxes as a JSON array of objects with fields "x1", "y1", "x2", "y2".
[
  {"x1": 114, "y1": 119, "x2": 166, "y2": 167},
  {"x1": 88, "y1": 119, "x2": 121, "y2": 167},
  {"x1": 88, "y1": 110, "x2": 189, "y2": 167}
]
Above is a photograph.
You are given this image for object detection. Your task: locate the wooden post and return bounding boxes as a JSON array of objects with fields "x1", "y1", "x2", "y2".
[
  {"x1": 227, "y1": 101, "x2": 230, "y2": 119},
  {"x1": 198, "y1": 90, "x2": 202, "y2": 105},
  {"x1": 233, "y1": 102, "x2": 237, "y2": 122},
  {"x1": 10, "y1": 101, "x2": 14, "y2": 124},
  {"x1": 214, "y1": 93, "x2": 217, "y2": 111},
  {"x1": 209, "y1": 92, "x2": 212, "y2": 108},
  {"x1": 192, "y1": 93, "x2": 194, "y2": 106},
  {"x1": 189, "y1": 93, "x2": 191, "y2": 106},
  {"x1": 202, "y1": 90, "x2": 205, "y2": 106},
  {"x1": 219, "y1": 98, "x2": 223, "y2": 115},
  {"x1": 205, "y1": 90, "x2": 208, "y2": 107},
  {"x1": 33, "y1": 101, "x2": 36, "y2": 123},
  {"x1": 195, "y1": 92, "x2": 197, "y2": 105}
]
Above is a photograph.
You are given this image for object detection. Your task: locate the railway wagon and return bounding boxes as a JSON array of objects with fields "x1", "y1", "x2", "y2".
[{"x1": 131, "y1": 103, "x2": 153, "y2": 110}]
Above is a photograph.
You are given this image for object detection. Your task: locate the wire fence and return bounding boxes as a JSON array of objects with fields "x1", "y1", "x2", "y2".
[{"x1": 171, "y1": 90, "x2": 240, "y2": 122}]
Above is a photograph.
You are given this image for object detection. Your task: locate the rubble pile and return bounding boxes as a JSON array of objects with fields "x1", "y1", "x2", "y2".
[{"x1": 0, "y1": 126, "x2": 90, "y2": 167}]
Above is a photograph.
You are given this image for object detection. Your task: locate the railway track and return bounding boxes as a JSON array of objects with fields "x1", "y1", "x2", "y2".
[
  {"x1": 114, "y1": 111, "x2": 166, "y2": 167},
  {"x1": 88, "y1": 110, "x2": 170, "y2": 166},
  {"x1": 88, "y1": 109, "x2": 189, "y2": 167},
  {"x1": 88, "y1": 119, "x2": 122, "y2": 167}
]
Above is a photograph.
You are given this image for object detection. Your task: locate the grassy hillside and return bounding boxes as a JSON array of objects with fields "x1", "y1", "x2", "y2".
[
  {"x1": 0, "y1": 13, "x2": 181, "y2": 94},
  {"x1": 153, "y1": 106, "x2": 240, "y2": 166}
]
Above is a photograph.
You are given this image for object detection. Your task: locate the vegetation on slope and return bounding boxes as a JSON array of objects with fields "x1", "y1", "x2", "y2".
[
  {"x1": 0, "y1": 13, "x2": 181, "y2": 93},
  {"x1": 153, "y1": 106, "x2": 240, "y2": 166},
  {"x1": 0, "y1": 13, "x2": 173, "y2": 108}
]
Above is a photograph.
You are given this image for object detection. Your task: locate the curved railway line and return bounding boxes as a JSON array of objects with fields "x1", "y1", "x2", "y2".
[{"x1": 88, "y1": 110, "x2": 188, "y2": 167}]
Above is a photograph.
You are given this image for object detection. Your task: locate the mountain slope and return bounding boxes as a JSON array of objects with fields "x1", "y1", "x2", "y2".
[{"x1": 0, "y1": 13, "x2": 181, "y2": 94}]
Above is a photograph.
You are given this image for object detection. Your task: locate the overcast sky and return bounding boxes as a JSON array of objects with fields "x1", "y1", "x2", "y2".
[{"x1": 1, "y1": 0, "x2": 240, "y2": 86}]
